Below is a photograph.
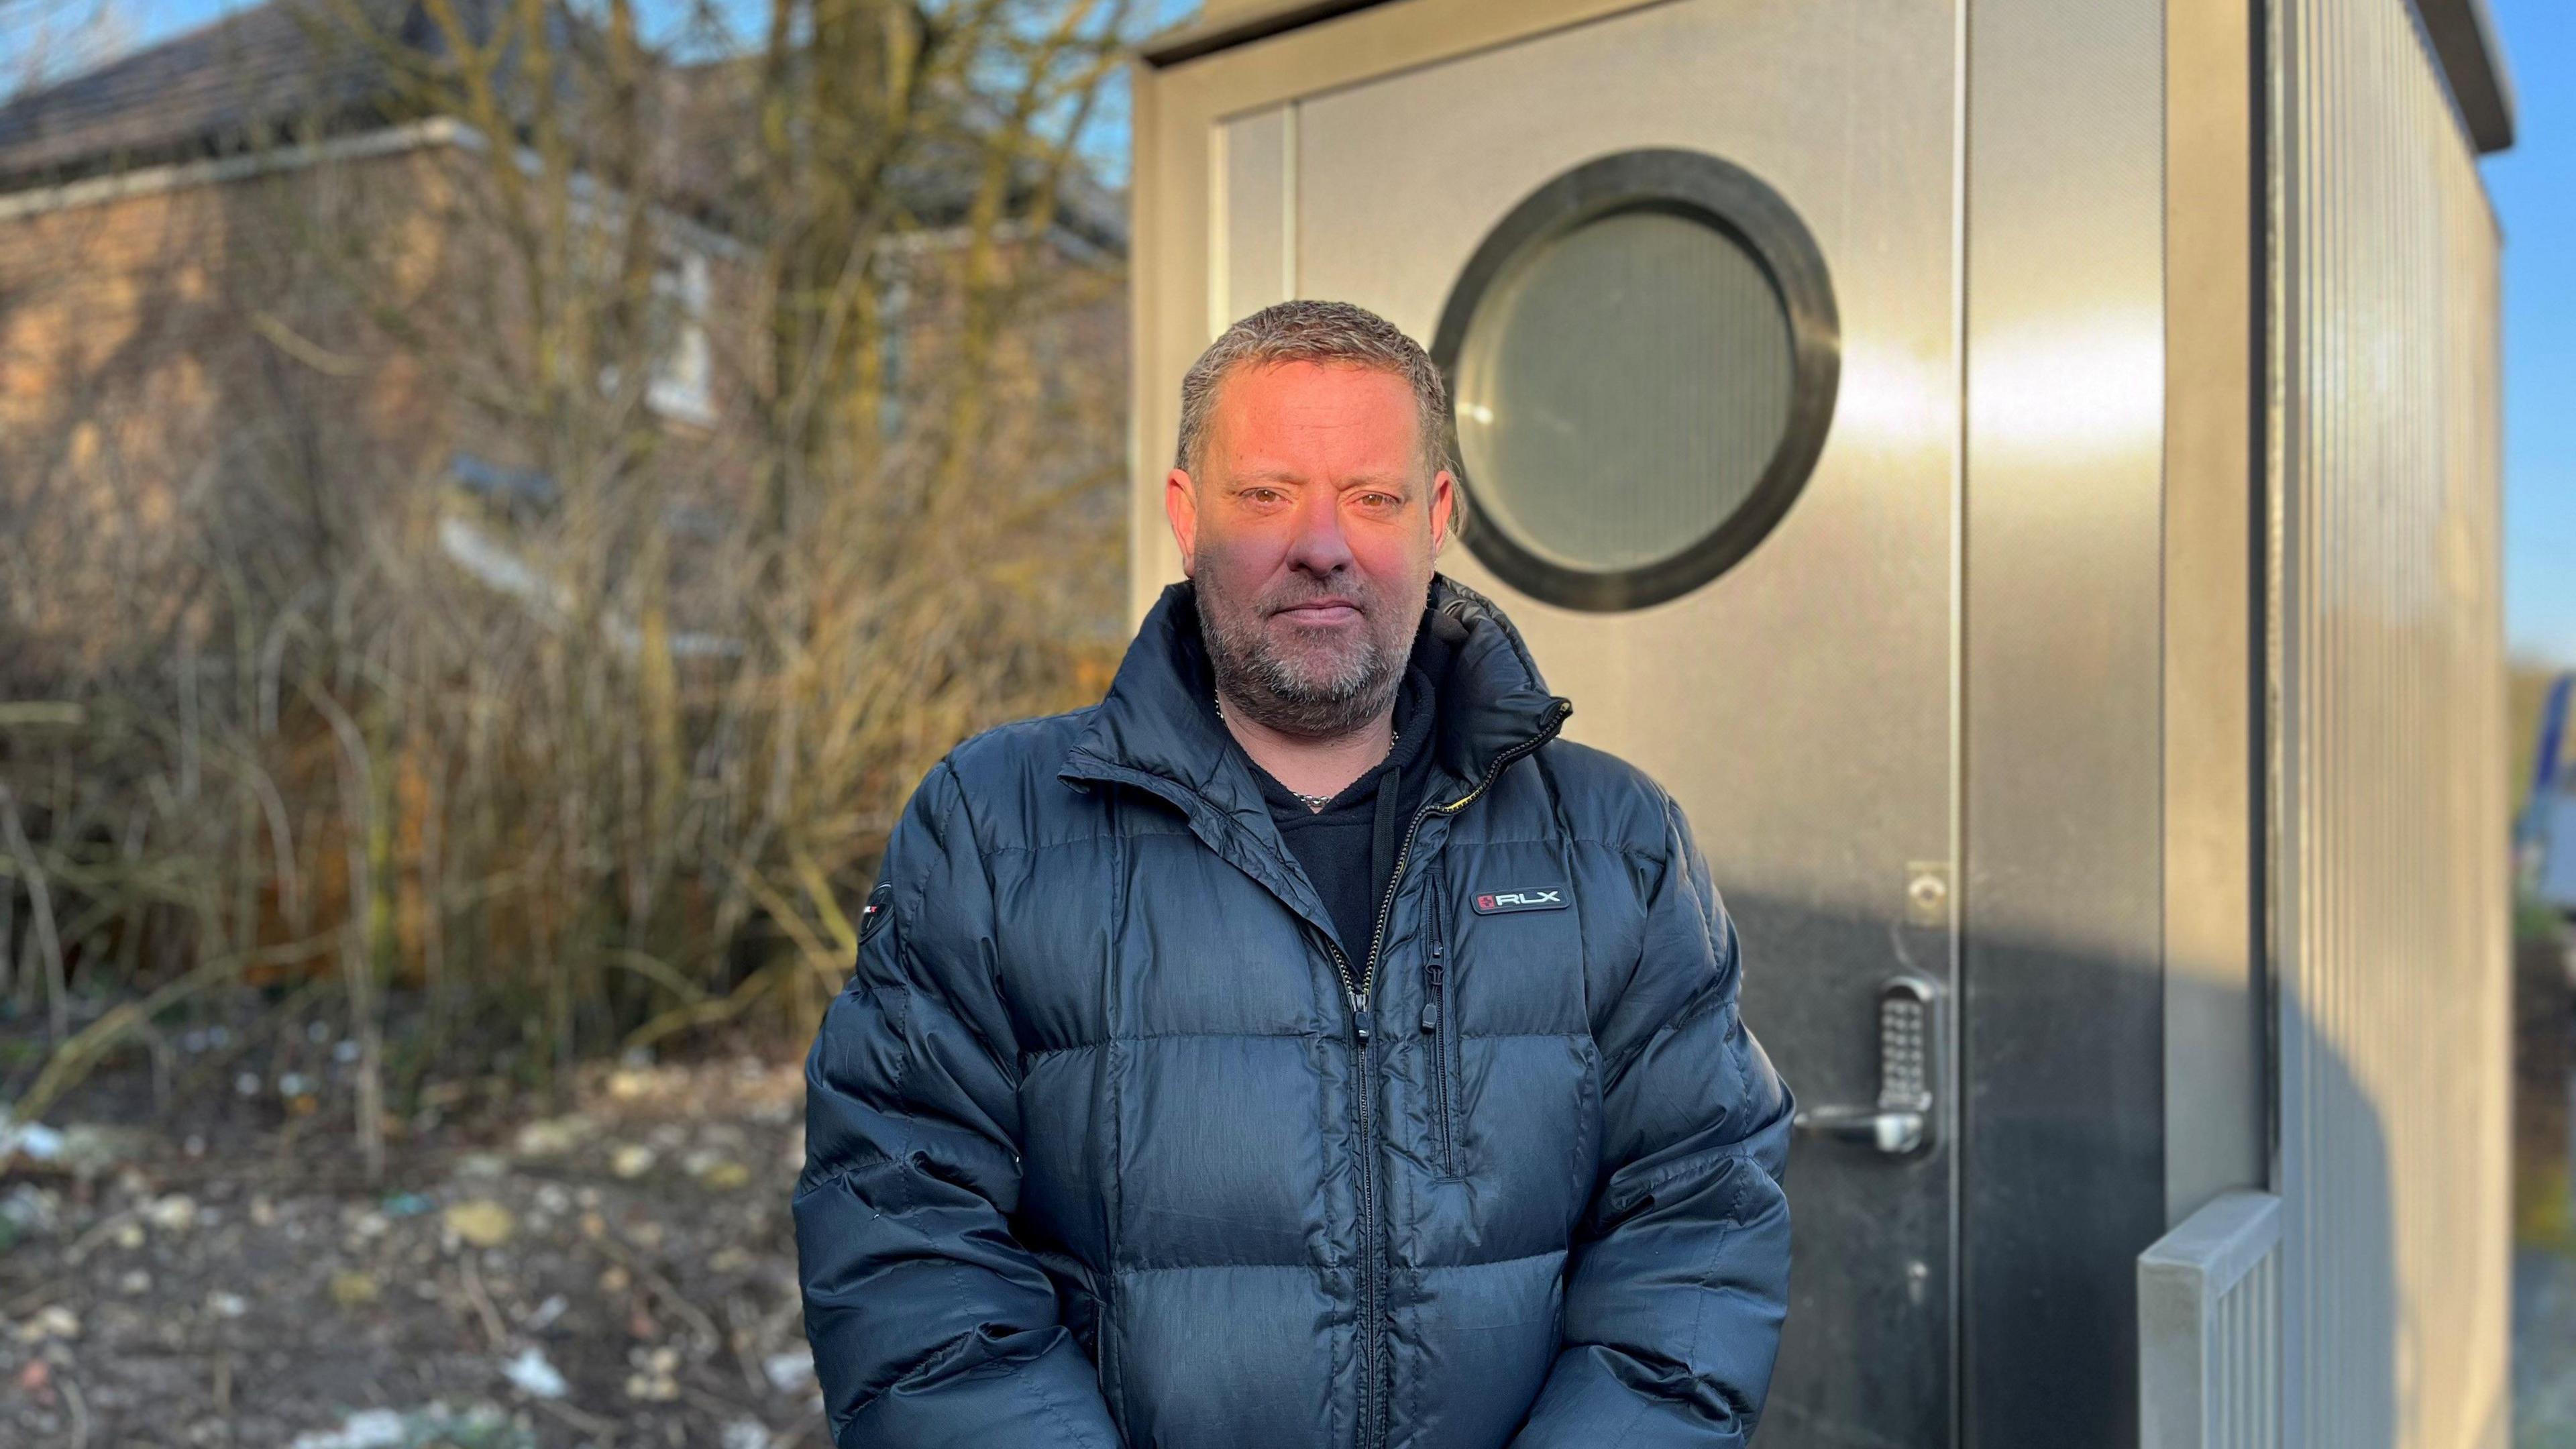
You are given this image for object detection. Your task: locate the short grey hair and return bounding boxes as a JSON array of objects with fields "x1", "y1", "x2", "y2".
[{"x1": 1174, "y1": 300, "x2": 1454, "y2": 487}]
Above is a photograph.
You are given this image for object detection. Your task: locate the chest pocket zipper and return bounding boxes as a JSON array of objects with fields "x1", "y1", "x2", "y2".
[{"x1": 1421, "y1": 877, "x2": 1460, "y2": 1177}]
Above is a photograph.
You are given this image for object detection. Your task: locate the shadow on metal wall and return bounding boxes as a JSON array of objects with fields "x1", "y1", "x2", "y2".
[{"x1": 1727, "y1": 890, "x2": 2395, "y2": 1449}]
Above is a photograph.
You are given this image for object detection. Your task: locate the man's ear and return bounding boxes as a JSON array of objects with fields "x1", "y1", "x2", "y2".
[
  {"x1": 1165, "y1": 467, "x2": 1200, "y2": 575},
  {"x1": 1428, "y1": 469, "x2": 1456, "y2": 554}
]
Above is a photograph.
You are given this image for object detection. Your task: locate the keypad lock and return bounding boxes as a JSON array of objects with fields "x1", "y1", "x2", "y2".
[{"x1": 1792, "y1": 975, "x2": 1941, "y2": 1157}]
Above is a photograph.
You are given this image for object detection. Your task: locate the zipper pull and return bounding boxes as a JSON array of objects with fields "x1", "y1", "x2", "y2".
[
  {"x1": 1419, "y1": 999, "x2": 1439, "y2": 1034},
  {"x1": 1354, "y1": 1008, "x2": 1375, "y2": 1046}
]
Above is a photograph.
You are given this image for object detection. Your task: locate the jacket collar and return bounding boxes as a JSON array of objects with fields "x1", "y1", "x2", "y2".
[{"x1": 1059, "y1": 572, "x2": 1570, "y2": 821}]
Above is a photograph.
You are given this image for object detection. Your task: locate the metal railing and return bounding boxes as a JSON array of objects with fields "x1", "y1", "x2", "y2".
[{"x1": 2139, "y1": 1189, "x2": 2282, "y2": 1449}]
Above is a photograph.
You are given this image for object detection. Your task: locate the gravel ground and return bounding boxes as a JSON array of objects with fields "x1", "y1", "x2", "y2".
[{"x1": 0, "y1": 1045, "x2": 824, "y2": 1449}]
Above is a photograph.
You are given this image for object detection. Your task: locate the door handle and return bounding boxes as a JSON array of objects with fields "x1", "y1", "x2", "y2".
[
  {"x1": 1792, "y1": 975, "x2": 1940, "y2": 1157},
  {"x1": 1794, "y1": 1102, "x2": 1928, "y2": 1155}
]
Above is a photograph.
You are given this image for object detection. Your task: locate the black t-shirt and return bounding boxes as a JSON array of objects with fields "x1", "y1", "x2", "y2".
[{"x1": 1198, "y1": 619, "x2": 1452, "y2": 973}]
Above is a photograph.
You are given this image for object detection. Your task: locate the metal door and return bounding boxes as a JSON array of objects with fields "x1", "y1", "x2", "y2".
[{"x1": 1210, "y1": 3, "x2": 1962, "y2": 1442}]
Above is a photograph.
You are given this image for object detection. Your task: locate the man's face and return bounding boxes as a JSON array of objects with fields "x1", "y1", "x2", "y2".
[{"x1": 1166, "y1": 360, "x2": 1455, "y2": 739}]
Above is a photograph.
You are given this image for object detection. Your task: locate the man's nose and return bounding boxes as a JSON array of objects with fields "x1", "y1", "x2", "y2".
[{"x1": 1284, "y1": 490, "x2": 1356, "y2": 576}]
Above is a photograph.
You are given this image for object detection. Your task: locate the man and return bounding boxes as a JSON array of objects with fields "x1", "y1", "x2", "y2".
[{"x1": 794, "y1": 300, "x2": 1794, "y2": 1448}]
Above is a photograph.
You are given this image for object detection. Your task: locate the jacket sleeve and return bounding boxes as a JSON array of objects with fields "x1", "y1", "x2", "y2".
[
  {"x1": 794, "y1": 759, "x2": 1123, "y2": 1449},
  {"x1": 1508, "y1": 786, "x2": 1796, "y2": 1448}
]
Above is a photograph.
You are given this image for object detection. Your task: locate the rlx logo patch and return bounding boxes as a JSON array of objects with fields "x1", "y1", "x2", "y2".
[
  {"x1": 857, "y1": 881, "x2": 895, "y2": 945},
  {"x1": 1472, "y1": 888, "x2": 1568, "y2": 915}
]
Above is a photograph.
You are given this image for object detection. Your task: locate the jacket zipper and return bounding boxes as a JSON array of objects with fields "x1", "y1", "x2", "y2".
[
  {"x1": 1326, "y1": 696, "x2": 1571, "y2": 1449},
  {"x1": 1421, "y1": 879, "x2": 1455, "y2": 1177},
  {"x1": 1315, "y1": 930, "x2": 1379, "y2": 1449}
]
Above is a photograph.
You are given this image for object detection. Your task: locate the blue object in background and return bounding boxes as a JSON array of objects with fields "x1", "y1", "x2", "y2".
[
  {"x1": 2536, "y1": 672, "x2": 2574, "y2": 803},
  {"x1": 2526, "y1": 672, "x2": 2576, "y2": 913}
]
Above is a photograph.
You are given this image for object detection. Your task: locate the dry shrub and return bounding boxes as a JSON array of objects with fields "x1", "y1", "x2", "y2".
[{"x1": 0, "y1": 0, "x2": 1147, "y2": 1173}]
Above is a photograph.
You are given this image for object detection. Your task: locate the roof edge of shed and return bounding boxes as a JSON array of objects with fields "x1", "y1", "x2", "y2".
[
  {"x1": 1141, "y1": 0, "x2": 2517, "y2": 156},
  {"x1": 2412, "y1": 0, "x2": 2515, "y2": 154},
  {"x1": 1140, "y1": 0, "x2": 1391, "y2": 68}
]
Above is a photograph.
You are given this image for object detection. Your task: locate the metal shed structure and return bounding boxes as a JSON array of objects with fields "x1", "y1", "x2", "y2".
[{"x1": 1126, "y1": 1, "x2": 2515, "y2": 1445}]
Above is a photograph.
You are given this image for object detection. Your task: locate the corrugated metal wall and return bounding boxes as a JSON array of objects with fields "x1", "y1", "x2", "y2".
[
  {"x1": 2269, "y1": 2, "x2": 2511, "y2": 1446},
  {"x1": 2141, "y1": 1191, "x2": 2285, "y2": 1449},
  {"x1": 2218, "y1": 1250, "x2": 2285, "y2": 1447}
]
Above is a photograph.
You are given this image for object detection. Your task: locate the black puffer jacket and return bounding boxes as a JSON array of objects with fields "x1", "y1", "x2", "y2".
[{"x1": 795, "y1": 576, "x2": 1794, "y2": 1449}]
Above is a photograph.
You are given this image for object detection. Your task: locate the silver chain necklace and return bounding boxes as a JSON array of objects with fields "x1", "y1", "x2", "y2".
[{"x1": 1216, "y1": 694, "x2": 1390, "y2": 812}]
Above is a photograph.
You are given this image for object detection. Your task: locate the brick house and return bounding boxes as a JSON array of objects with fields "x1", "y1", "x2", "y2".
[{"x1": 0, "y1": 0, "x2": 1128, "y2": 677}]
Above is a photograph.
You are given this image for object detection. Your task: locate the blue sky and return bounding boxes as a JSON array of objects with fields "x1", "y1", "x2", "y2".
[
  {"x1": 19, "y1": 0, "x2": 2572, "y2": 661},
  {"x1": 2487, "y1": 0, "x2": 2575, "y2": 664}
]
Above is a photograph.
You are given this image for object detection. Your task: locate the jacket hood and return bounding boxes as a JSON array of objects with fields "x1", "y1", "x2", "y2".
[{"x1": 1060, "y1": 573, "x2": 1570, "y2": 824}]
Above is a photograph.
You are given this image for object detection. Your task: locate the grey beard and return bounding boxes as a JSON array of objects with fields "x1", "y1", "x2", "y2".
[{"x1": 1197, "y1": 590, "x2": 1407, "y2": 740}]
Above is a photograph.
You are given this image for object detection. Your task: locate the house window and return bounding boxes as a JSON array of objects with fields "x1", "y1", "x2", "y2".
[{"x1": 647, "y1": 248, "x2": 715, "y2": 425}]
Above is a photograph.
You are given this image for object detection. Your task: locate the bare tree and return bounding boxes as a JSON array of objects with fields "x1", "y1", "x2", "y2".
[{"x1": 0, "y1": 0, "x2": 1149, "y2": 1173}]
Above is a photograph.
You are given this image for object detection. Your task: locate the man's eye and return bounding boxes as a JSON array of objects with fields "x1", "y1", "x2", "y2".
[{"x1": 1355, "y1": 493, "x2": 1399, "y2": 510}]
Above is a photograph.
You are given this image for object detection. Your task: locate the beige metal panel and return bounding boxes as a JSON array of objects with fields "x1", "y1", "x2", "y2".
[
  {"x1": 2269, "y1": 1, "x2": 2512, "y2": 1446},
  {"x1": 1963, "y1": 0, "x2": 2167, "y2": 957},
  {"x1": 2164, "y1": 0, "x2": 2266, "y2": 1229},
  {"x1": 1960, "y1": 0, "x2": 2169, "y2": 1439},
  {"x1": 1128, "y1": 54, "x2": 1163, "y2": 626},
  {"x1": 1214, "y1": 107, "x2": 1296, "y2": 333},
  {"x1": 1291, "y1": 0, "x2": 1960, "y2": 919},
  {"x1": 1126, "y1": 0, "x2": 1665, "y2": 624}
]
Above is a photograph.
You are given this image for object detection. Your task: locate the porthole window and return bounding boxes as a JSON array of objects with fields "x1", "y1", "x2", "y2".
[{"x1": 1430, "y1": 149, "x2": 1840, "y2": 612}]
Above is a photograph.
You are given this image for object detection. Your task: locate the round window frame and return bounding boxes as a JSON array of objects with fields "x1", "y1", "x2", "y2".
[{"x1": 1430, "y1": 148, "x2": 1841, "y2": 613}]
